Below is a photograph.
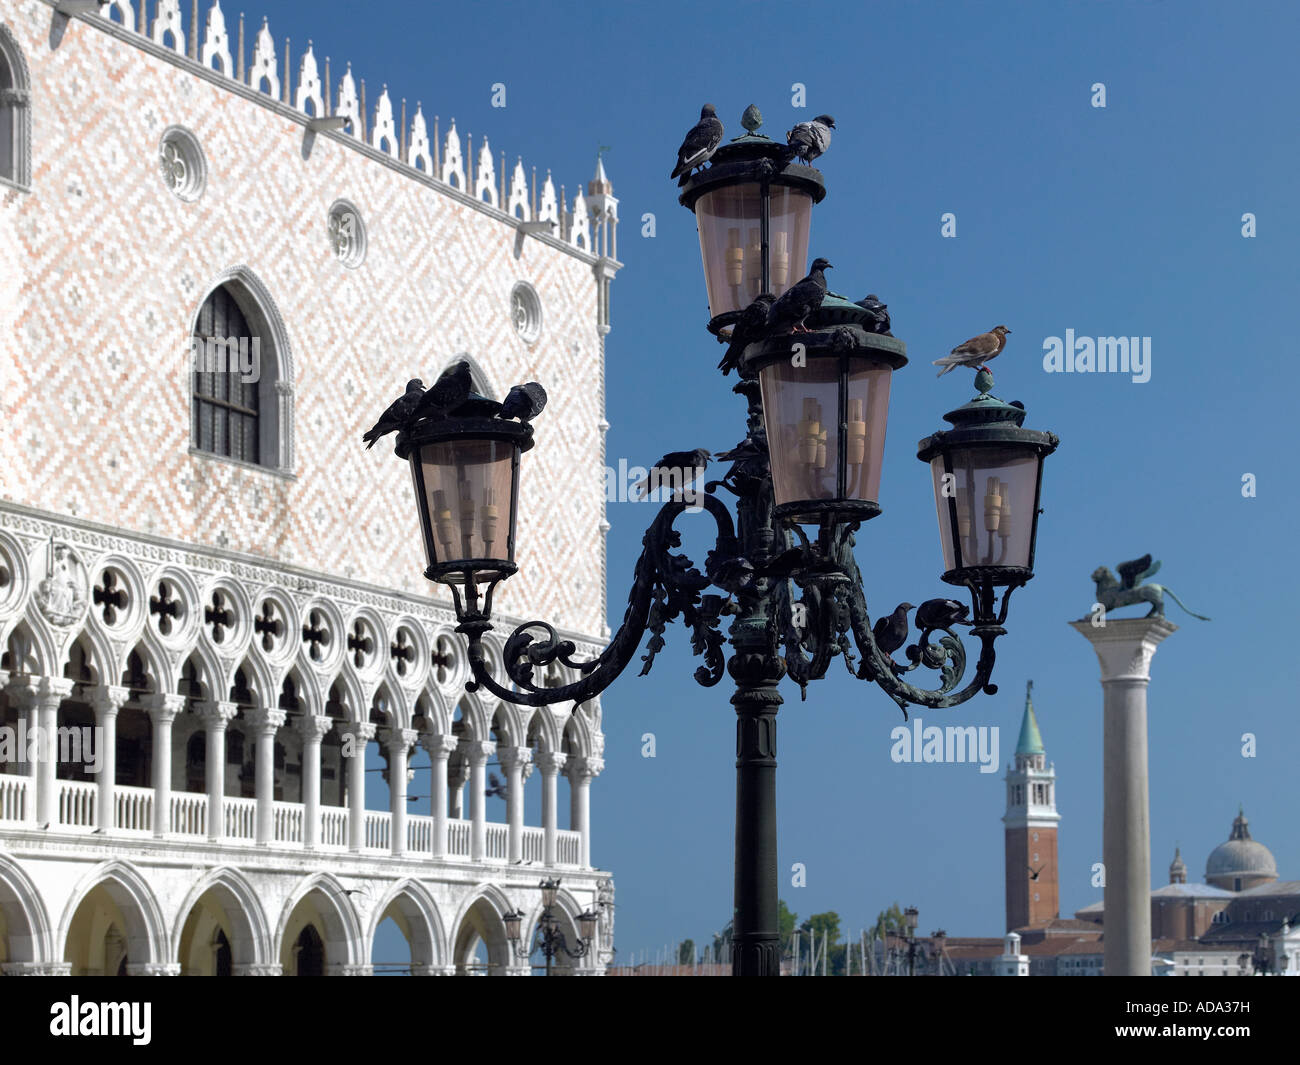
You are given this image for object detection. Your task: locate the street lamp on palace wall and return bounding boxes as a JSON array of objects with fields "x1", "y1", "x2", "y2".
[{"x1": 375, "y1": 104, "x2": 1061, "y2": 977}]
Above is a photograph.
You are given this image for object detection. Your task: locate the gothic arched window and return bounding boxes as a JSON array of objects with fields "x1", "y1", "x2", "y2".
[
  {"x1": 0, "y1": 23, "x2": 33, "y2": 191},
  {"x1": 191, "y1": 276, "x2": 292, "y2": 471}
]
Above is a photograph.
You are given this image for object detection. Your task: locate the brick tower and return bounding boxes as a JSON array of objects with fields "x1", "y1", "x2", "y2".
[{"x1": 1003, "y1": 681, "x2": 1060, "y2": 930}]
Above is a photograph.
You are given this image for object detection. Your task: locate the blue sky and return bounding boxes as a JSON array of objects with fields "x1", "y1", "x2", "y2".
[{"x1": 253, "y1": 0, "x2": 1299, "y2": 961}]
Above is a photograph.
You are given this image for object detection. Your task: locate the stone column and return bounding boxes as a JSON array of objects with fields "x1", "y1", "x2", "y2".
[
  {"x1": 463, "y1": 740, "x2": 495, "y2": 862},
  {"x1": 385, "y1": 727, "x2": 417, "y2": 858},
  {"x1": 245, "y1": 707, "x2": 286, "y2": 845},
  {"x1": 12, "y1": 676, "x2": 75, "y2": 828},
  {"x1": 88, "y1": 685, "x2": 129, "y2": 834},
  {"x1": 536, "y1": 750, "x2": 567, "y2": 867},
  {"x1": 144, "y1": 693, "x2": 186, "y2": 838},
  {"x1": 447, "y1": 753, "x2": 467, "y2": 819},
  {"x1": 420, "y1": 734, "x2": 457, "y2": 857},
  {"x1": 498, "y1": 746, "x2": 532, "y2": 864},
  {"x1": 296, "y1": 714, "x2": 333, "y2": 850},
  {"x1": 1072, "y1": 615, "x2": 1176, "y2": 977},
  {"x1": 338, "y1": 722, "x2": 376, "y2": 853},
  {"x1": 567, "y1": 755, "x2": 603, "y2": 869},
  {"x1": 193, "y1": 700, "x2": 237, "y2": 841}
]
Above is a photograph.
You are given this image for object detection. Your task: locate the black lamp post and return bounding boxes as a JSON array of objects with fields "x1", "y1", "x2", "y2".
[
  {"x1": 1238, "y1": 932, "x2": 1288, "y2": 976},
  {"x1": 378, "y1": 104, "x2": 1060, "y2": 977},
  {"x1": 504, "y1": 878, "x2": 601, "y2": 976}
]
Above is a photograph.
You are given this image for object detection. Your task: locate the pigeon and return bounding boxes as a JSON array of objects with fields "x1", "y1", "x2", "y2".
[
  {"x1": 767, "y1": 258, "x2": 832, "y2": 333},
  {"x1": 933, "y1": 326, "x2": 1011, "y2": 377},
  {"x1": 410, "y1": 359, "x2": 473, "y2": 421},
  {"x1": 635, "y1": 448, "x2": 713, "y2": 499},
  {"x1": 855, "y1": 294, "x2": 891, "y2": 335},
  {"x1": 784, "y1": 114, "x2": 835, "y2": 164},
  {"x1": 361, "y1": 378, "x2": 425, "y2": 449},
  {"x1": 872, "y1": 602, "x2": 915, "y2": 655},
  {"x1": 718, "y1": 293, "x2": 775, "y2": 375},
  {"x1": 914, "y1": 598, "x2": 972, "y2": 630},
  {"x1": 670, "y1": 104, "x2": 724, "y2": 186},
  {"x1": 486, "y1": 772, "x2": 508, "y2": 800},
  {"x1": 499, "y1": 381, "x2": 548, "y2": 422}
]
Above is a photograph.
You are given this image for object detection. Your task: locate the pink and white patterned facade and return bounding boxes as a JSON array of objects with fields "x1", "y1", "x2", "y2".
[{"x1": 0, "y1": 0, "x2": 619, "y2": 975}]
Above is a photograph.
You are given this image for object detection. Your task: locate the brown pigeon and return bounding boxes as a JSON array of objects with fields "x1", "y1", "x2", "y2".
[{"x1": 933, "y1": 326, "x2": 1011, "y2": 377}]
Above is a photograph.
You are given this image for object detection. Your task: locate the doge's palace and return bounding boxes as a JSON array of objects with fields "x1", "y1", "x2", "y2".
[{"x1": 0, "y1": 0, "x2": 619, "y2": 975}]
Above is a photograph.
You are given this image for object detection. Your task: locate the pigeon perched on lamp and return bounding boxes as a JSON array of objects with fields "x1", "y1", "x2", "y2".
[
  {"x1": 783, "y1": 114, "x2": 835, "y2": 164},
  {"x1": 933, "y1": 326, "x2": 1011, "y2": 377},
  {"x1": 635, "y1": 449, "x2": 713, "y2": 499},
  {"x1": 854, "y1": 294, "x2": 892, "y2": 336},
  {"x1": 361, "y1": 378, "x2": 425, "y2": 449},
  {"x1": 717, "y1": 293, "x2": 776, "y2": 375},
  {"x1": 915, "y1": 598, "x2": 972, "y2": 630},
  {"x1": 409, "y1": 359, "x2": 474, "y2": 420},
  {"x1": 872, "y1": 602, "x2": 915, "y2": 655},
  {"x1": 499, "y1": 381, "x2": 548, "y2": 422},
  {"x1": 767, "y1": 258, "x2": 832, "y2": 334},
  {"x1": 670, "y1": 104, "x2": 725, "y2": 186}
]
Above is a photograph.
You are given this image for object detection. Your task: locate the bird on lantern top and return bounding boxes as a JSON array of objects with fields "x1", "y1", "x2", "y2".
[{"x1": 933, "y1": 326, "x2": 1011, "y2": 377}]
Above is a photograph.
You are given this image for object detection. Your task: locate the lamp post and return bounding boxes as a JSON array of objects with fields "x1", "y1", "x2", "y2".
[
  {"x1": 504, "y1": 879, "x2": 601, "y2": 976},
  {"x1": 378, "y1": 104, "x2": 1060, "y2": 976},
  {"x1": 1238, "y1": 932, "x2": 1287, "y2": 976}
]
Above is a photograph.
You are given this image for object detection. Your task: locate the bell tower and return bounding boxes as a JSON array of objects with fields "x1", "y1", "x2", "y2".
[{"x1": 1003, "y1": 681, "x2": 1060, "y2": 930}]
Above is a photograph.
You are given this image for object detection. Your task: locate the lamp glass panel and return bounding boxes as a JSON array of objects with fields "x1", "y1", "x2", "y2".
[
  {"x1": 695, "y1": 184, "x2": 763, "y2": 316},
  {"x1": 415, "y1": 438, "x2": 515, "y2": 566},
  {"x1": 929, "y1": 445, "x2": 1040, "y2": 572},
  {"x1": 760, "y1": 358, "x2": 891, "y2": 515},
  {"x1": 767, "y1": 186, "x2": 812, "y2": 299}
]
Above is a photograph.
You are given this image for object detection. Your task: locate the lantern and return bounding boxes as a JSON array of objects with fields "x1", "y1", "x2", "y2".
[
  {"x1": 679, "y1": 109, "x2": 824, "y2": 329},
  {"x1": 917, "y1": 372, "x2": 1059, "y2": 587},
  {"x1": 395, "y1": 412, "x2": 533, "y2": 586},
  {"x1": 503, "y1": 909, "x2": 524, "y2": 943},
  {"x1": 539, "y1": 878, "x2": 560, "y2": 910},
  {"x1": 578, "y1": 909, "x2": 600, "y2": 943},
  {"x1": 744, "y1": 315, "x2": 906, "y2": 526}
]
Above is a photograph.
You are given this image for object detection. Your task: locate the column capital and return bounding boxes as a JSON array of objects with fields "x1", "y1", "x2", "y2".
[
  {"x1": 461, "y1": 739, "x2": 496, "y2": 765},
  {"x1": 1070, "y1": 616, "x2": 1177, "y2": 682},
  {"x1": 125, "y1": 962, "x2": 182, "y2": 976},
  {"x1": 88, "y1": 684, "x2": 131, "y2": 717},
  {"x1": 193, "y1": 700, "x2": 239, "y2": 728},
  {"x1": 567, "y1": 755, "x2": 604, "y2": 781},
  {"x1": 295, "y1": 713, "x2": 334, "y2": 743},
  {"x1": 420, "y1": 733, "x2": 459, "y2": 758},
  {"x1": 244, "y1": 707, "x2": 288, "y2": 735},
  {"x1": 384, "y1": 727, "x2": 419, "y2": 754},
  {"x1": 498, "y1": 746, "x2": 533, "y2": 772},
  {"x1": 535, "y1": 750, "x2": 567, "y2": 774},
  {"x1": 232, "y1": 963, "x2": 284, "y2": 976},
  {"x1": 7, "y1": 674, "x2": 76, "y2": 710},
  {"x1": 1, "y1": 961, "x2": 73, "y2": 976},
  {"x1": 337, "y1": 721, "x2": 377, "y2": 744},
  {"x1": 143, "y1": 692, "x2": 187, "y2": 723}
]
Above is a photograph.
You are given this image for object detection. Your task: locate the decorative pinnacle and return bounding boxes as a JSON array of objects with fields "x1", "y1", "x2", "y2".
[
  {"x1": 974, "y1": 368, "x2": 995, "y2": 394},
  {"x1": 741, "y1": 104, "x2": 763, "y2": 133}
]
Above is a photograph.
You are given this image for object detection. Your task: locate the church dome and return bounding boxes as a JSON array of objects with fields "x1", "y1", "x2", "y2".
[{"x1": 1205, "y1": 809, "x2": 1277, "y2": 891}]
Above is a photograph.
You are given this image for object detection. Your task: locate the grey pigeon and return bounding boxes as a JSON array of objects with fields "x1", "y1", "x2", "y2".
[
  {"x1": 500, "y1": 381, "x2": 548, "y2": 422},
  {"x1": 915, "y1": 598, "x2": 972, "y2": 630},
  {"x1": 785, "y1": 114, "x2": 835, "y2": 164},
  {"x1": 410, "y1": 359, "x2": 473, "y2": 421},
  {"x1": 872, "y1": 602, "x2": 915, "y2": 655},
  {"x1": 362, "y1": 378, "x2": 424, "y2": 449},
  {"x1": 718, "y1": 293, "x2": 775, "y2": 375},
  {"x1": 486, "y1": 772, "x2": 508, "y2": 800},
  {"x1": 671, "y1": 104, "x2": 724, "y2": 186},
  {"x1": 855, "y1": 294, "x2": 892, "y2": 335},
  {"x1": 635, "y1": 448, "x2": 712, "y2": 499},
  {"x1": 768, "y1": 258, "x2": 832, "y2": 333}
]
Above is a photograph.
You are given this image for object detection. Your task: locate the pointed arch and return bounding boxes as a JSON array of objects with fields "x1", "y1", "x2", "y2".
[
  {"x1": 450, "y1": 882, "x2": 514, "y2": 975},
  {"x1": 191, "y1": 265, "x2": 295, "y2": 473},
  {"x1": 172, "y1": 866, "x2": 271, "y2": 969},
  {"x1": 59, "y1": 860, "x2": 168, "y2": 968},
  {"x1": 0, "y1": 853, "x2": 53, "y2": 965},
  {"x1": 274, "y1": 872, "x2": 364, "y2": 973},
  {"x1": 367, "y1": 879, "x2": 446, "y2": 970},
  {"x1": 0, "y1": 21, "x2": 33, "y2": 191}
]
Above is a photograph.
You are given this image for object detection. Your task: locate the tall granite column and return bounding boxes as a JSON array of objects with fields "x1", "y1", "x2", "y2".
[{"x1": 1072, "y1": 615, "x2": 1176, "y2": 976}]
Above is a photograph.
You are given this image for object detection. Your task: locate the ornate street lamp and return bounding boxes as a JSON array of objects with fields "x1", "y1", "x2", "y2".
[
  {"x1": 372, "y1": 104, "x2": 1061, "y2": 977},
  {"x1": 505, "y1": 879, "x2": 602, "y2": 976},
  {"x1": 1238, "y1": 932, "x2": 1288, "y2": 976}
]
